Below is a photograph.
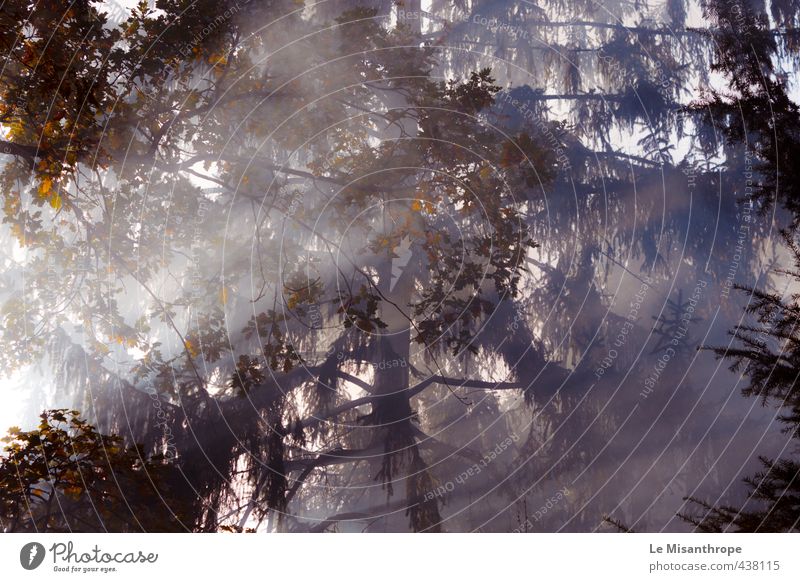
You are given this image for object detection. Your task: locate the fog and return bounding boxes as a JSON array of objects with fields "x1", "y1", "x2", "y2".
[{"x1": 0, "y1": 0, "x2": 797, "y2": 532}]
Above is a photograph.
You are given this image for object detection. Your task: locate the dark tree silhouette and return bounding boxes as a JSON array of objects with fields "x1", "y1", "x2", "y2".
[
  {"x1": 682, "y1": 231, "x2": 800, "y2": 531},
  {"x1": 674, "y1": 0, "x2": 800, "y2": 533},
  {"x1": 0, "y1": 409, "x2": 188, "y2": 532}
]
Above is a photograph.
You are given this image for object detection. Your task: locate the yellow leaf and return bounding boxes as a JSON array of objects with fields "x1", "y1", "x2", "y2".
[
  {"x1": 411, "y1": 200, "x2": 422, "y2": 212},
  {"x1": 220, "y1": 287, "x2": 228, "y2": 305},
  {"x1": 185, "y1": 340, "x2": 199, "y2": 358},
  {"x1": 207, "y1": 53, "x2": 228, "y2": 66},
  {"x1": 49, "y1": 193, "x2": 62, "y2": 211},
  {"x1": 38, "y1": 177, "x2": 52, "y2": 197}
]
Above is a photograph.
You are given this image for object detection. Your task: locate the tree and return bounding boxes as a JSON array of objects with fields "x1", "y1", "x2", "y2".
[
  {"x1": 676, "y1": 0, "x2": 800, "y2": 533},
  {"x1": 0, "y1": 409, "x2": 188, "y2": 532},
  {"x1": 0, "y1": 0, "x2": 560, "y2": 532},
  {"x1": 680, "y1": 231, "x2": 800, "y2": 532},
  {"x1": 1, "y1": 0, "x2": 799, "y2": 532}
]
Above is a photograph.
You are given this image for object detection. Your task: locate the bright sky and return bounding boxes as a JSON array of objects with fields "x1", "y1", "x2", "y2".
[{"x1": 0, "y1": 371, "x2": 25, "y2": 440}]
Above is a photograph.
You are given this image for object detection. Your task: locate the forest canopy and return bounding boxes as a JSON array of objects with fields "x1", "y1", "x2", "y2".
[{"x1": 0, "y1": 0, "x2": 799, "y2": 532}]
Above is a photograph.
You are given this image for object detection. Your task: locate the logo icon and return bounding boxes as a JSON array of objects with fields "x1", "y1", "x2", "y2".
[{"x1": 20, "y1": 542, "x2": 46, "y2": 570}]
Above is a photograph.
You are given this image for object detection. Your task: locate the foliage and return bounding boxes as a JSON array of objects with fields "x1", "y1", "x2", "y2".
[
  {"x1": 0, "y1": 0, "x2": 799, "y2": 533},
  {"x1": 684, "y1": 231, "x2": 800, "y2": 531},
  {"x1": 0, "y1": 409, "x2": 189, "y2": 532}
]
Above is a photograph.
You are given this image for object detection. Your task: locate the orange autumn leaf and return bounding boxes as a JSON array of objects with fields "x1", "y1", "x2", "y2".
[
  {"x1": 38, "y1": 177, "x2": 52, "y2": 197},
  {"x1": 185, "y1": 340, "x2": 199, "y2": 358}
]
